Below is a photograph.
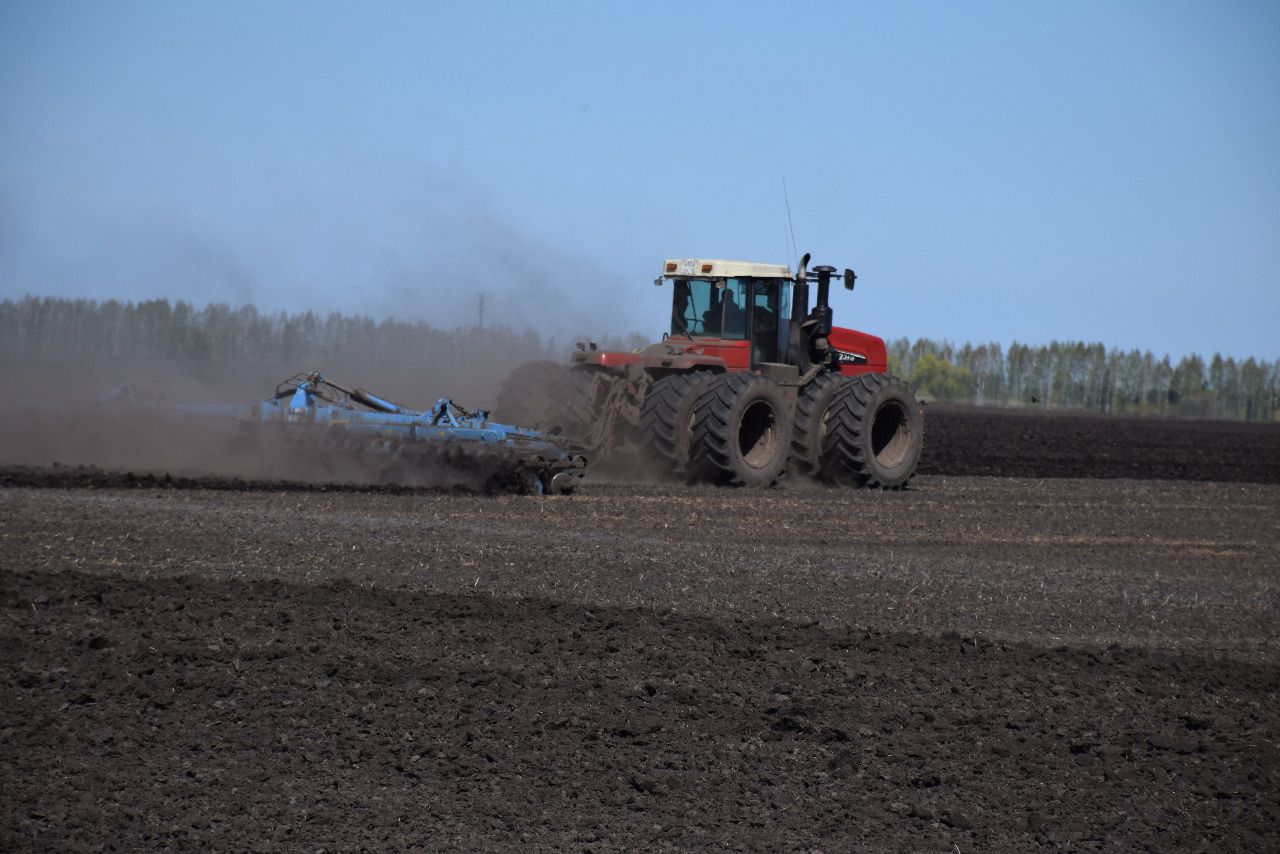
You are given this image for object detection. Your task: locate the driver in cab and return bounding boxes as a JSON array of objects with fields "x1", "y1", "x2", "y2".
[{"x1": 722, "y1": 290, "x2": 746, "y2": 338}]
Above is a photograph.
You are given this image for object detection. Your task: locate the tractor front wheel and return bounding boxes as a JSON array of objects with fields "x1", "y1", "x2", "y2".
[
  {"x1": 790, "y1": 371, "x2": 850, "y2": 479},
  {"x1": 691, "y1": 373, "x2": 791, "y2": 487},
  {"x1": 823, "y1": 374, "x2": 923, "y2": 489}
]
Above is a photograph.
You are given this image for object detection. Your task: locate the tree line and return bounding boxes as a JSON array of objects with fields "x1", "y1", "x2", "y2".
[
  {"x1": 888, "y1": 338, "x2": 1279, "y2": 422},
  {"x1": 1, "y1": 295, "x2": 651, "y2": 387},
  {"x1": 2, "y1": 297, "x2": 1275, "y2": 421},
  {"x1": 0, "y1": 295, "x2": 564, "y2": 365}
]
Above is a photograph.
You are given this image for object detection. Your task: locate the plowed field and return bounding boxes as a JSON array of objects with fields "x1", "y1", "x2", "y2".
[{"x1": 3, "y1": 407, "x2": 1278, "y2": 851}]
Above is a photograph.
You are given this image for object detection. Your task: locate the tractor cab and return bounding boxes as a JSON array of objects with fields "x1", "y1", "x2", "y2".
[
  {"x1": 569, "y1": 254, "x2": 885, "y2": 379},
  {"x1": 663, "y1": 259, "x2": 794, "y2": 367}
]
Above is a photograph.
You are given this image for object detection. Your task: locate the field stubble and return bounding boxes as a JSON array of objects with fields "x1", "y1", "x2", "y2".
[{"x1": 2, "y1": 406, "x2": 1279, "y2": 850}]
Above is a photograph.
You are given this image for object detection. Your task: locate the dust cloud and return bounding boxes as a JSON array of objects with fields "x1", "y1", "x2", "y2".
[
  {"x1": 0, "y1": 349, "x2": 563, "y2": 490},
  {"x1": 0, "y1": 177, "x2": 663, "y2": 487},
  {"x1": 0, "y1": 153, "x2": 677, "y2": 493},
  {"x1": 1, "y1": 178, "x2": 649, "y2": 351}
]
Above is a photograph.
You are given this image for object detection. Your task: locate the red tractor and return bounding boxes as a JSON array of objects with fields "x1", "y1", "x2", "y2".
[{"x1": 496, "y1": 253, "x2": 923, "y2": 488}]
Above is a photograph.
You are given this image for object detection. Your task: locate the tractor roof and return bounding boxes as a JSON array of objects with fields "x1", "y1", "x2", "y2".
[{"x1": 662, "y1": 258, "x2": 792, "y2": 279}]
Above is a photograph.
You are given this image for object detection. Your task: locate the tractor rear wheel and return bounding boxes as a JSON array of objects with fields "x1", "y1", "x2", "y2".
[
  {"x1": 790, "y1": 371, "x2": 850, "y2": 478},
  {"x1": 639, "y1": 371, "x2": 714, "y2": 477},
  {"x1": 824, "y1": 374, "x2": 923, "y2": 489},
  {"x1": 496, "y1": 362, "x2": 600, "y2": 448},
  {"x1": 495, "y1": 361, "x2": 567, "y2": 427},
  {"x1": 691, "y1": 373, "x2": 791, "y2": 487},
  {"x1": 547, "y1": 368, "x2": 600, "y2": 445}
]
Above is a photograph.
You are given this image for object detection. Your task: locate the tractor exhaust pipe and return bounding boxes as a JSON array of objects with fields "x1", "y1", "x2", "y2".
[
  {"x1": 787, "y1": 253, "x2": 812, "y2": 369},
  {"x1": 791, "y1": 252, "x2": 811, "y2": 326}
]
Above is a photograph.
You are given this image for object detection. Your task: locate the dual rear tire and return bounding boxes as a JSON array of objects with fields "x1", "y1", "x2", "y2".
[
  {"x1": 494, "y1": 360, "x2": 598, "y2": 448},
  {"x1": 681, "y1": 370, "x2": 922, "y2": 489},
  {"x1": 499, "y1": 361, "x2": 923, "y2": 489},
  {"x1": 639, "y1": 371, "x2": 715, "y2": 478},
  {"x1": 689, "y1": 373, "x2": 791, "y2": 487},
  {"x1": 494, "y1": 361, "x2": 566, "y2": 427}
]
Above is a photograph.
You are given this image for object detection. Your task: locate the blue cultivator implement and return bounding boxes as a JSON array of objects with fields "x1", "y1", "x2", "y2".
[
  {"x1": 267, "y1": 373, "x2": 587, "y2": 494},
  {"x1": 102, "y1": 372, "x2": 588, "y2": 495}
]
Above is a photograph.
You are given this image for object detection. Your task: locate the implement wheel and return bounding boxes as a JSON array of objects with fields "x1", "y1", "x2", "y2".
[
  {"x1": 639, "y1": 371, "x2": 714, "y2": 477},
  {"x1": 790, "y1": 371, "x2": 850, "y2": 478},
  {"x1": 691, "y1": 373, "x2": 791, "y2": 487},
  {"x1": 824, "y1": 374, "x2": 923, "y2": 489}
]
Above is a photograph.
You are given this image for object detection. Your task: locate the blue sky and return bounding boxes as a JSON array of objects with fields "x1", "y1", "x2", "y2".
[{"x1": 2, "y1": 0, "x2": 1277, "y2": 359}]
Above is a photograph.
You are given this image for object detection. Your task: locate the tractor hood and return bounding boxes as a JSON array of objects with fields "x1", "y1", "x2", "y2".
[{"x1": 828, "y1": 327, "x2": 887, "y2": 372}]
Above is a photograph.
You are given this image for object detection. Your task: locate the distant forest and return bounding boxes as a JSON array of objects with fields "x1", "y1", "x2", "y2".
[
  {"x1": 886, "y1": 339, "x2": 1279, "y2": 422},
  {"x1": 3, "y1": 296, "x2": 1277, "y2": 421}
]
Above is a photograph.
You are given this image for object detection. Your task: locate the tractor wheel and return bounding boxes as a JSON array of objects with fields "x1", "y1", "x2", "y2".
[
  {"x1": 691, "y1": 373, "x2": 792, "y2": 487},
  {"x1": 638, "y1": 371, "x2": 714, "y2": 477},
  {"x1": 495, "y1": 361, "x2": 567, "y2": 426},
  {"x1": 789, "y1": 371, "x2": 850, "y2": 479},
  {"x1": 823, "y1": 374, "x2": 923, "y2": 489},
  {"x1": 546, "y1": 368, "x2": 602, "y2": 447}
]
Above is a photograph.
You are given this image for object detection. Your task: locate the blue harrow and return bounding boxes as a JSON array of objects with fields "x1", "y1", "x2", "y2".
[{"x1": 101, "y1": 372, "x2": 588, "y2": 495}]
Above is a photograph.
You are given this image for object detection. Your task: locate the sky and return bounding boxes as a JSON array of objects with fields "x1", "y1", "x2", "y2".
[{"x1": 1, "y1": 0, "x2": 1278, "y2": 359}]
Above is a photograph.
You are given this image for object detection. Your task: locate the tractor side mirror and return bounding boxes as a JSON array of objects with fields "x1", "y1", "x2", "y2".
[
  {"x1": 844, "y1": 268, "x2": 857, "y2": 291},
  {"x1": 654, "y1": 277, "x2": 665, "y2": 286}
]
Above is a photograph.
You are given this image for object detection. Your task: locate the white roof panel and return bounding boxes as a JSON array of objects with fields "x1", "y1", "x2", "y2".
[{"x1": 663, "y1": 258, "x2": 792, "y2": 279}]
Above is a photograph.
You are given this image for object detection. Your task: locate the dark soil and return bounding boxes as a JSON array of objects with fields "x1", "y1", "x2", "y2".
[
  {"x1": 0, "y1": 463, "x2": 535, "y2": 498},
  {"x1": 7, "y1": 403, "x2": 1277, "y2": 492},
  {"x1": 2, "y1": 407, "x2": 1279, "y2": 851},
  {"x1": 921, "y1": 405, "x2": 1280, "y2": 483},
  {"x1": 3, "y1": 568, "x2": 1276, "y2": 852}
]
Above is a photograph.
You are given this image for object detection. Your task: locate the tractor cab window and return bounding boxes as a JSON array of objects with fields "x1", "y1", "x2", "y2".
[
  {"x1": 671, "y1": 278, "x2": 747, "y2": 339},
  {"x1": 720, "y1": 279, "x2": 748, "y2": 339},
  {"x1": 672, "y1": 279, "x2": 714, "y2": 336},
  {"x1": 671, "y1": 277, "x2": 789, "y2": 346},
  {"x1": 749, "y1": 280, "x2": 779, "y2": 336},
  {"x1": 750, "y1": 278, "x2": 791, "y2": 327},
  {"x1": 746, "y1": 278, "x2": 791, "y2": 363}
]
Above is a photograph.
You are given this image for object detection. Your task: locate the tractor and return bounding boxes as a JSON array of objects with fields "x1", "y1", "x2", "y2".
[{"x1": 495, "y1": 253, "x2": 923, "y2": 488}]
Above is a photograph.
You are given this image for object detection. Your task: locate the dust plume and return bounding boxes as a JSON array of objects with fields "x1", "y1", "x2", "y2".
[
  {"x1": 0, "y1": 174, "x2": 645, "y2": 349},
  {"x1": 0, "y1": 347, "x2": 570, "y2": 493}
]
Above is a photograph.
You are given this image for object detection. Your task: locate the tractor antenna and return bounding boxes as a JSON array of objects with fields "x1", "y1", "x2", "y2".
[{"x1": 782, "y1": 177, "x2": 799, "y2": 266}]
